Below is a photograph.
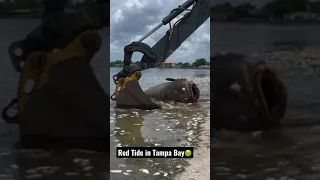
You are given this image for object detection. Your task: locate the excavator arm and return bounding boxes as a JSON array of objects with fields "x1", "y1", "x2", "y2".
[{"x1": 111, "y1": 0, "x2": 209, "y2": 109}]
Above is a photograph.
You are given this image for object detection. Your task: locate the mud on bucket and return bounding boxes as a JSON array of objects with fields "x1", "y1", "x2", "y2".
[{"x1": 211, "y1": 54, "x2": 288, "y2": 131}]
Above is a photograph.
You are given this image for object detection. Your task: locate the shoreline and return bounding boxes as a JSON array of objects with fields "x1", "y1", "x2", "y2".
[{"x1": 175, "y1": 117, "x2": 210, "y2": 180}]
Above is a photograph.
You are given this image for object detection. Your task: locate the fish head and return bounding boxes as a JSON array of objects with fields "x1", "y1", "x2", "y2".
[{"x1": 164, "y1": 78, "x2": 200, "y2": 103}]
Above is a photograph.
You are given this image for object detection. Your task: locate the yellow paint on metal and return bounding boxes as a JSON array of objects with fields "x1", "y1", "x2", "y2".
[
  {"x1": 114, "y1": 71, "x2": 142, "y2": 98},
  {"x1": 18, "y1": 30, "x2": 99, "y2": 113}
]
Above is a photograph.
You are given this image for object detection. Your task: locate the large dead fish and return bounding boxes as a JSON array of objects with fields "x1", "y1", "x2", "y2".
[
  {"x1": 144, "y1": 78, "x2": 200, "y2": 103},
  {"x1": 211, "y1": 53, "x2": 288, "y2": 131}
]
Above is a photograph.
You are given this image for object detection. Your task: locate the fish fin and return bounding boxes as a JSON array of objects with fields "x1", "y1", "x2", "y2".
[{"x1": 165, "y1": 78, "x2": 176, "y2": 81}]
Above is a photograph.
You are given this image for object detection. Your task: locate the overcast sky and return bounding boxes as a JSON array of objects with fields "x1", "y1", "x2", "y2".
[{"x1": 110, "y1": 0, "x2": 210, "y2": 63}]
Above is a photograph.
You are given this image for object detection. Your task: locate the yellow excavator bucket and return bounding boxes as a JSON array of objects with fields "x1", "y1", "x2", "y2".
[{"x1": 111, "y1": 72, "x2": 159, "y2": 110}]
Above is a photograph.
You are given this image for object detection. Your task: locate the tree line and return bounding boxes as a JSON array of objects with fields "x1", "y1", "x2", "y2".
[
  {"x1": 110, "y1": 58, "x2": 209, "y2": 68},
  {"x1": 0, "y1": 0, "x2": 97, "y2": 14},
  {"x1": 211, "y1": 0, "x2": 320, "y2": 19}
]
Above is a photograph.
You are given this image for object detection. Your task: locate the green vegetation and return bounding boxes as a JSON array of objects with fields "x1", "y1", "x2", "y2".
[
  {"x1": 110, "y1": 58, "x2": 209, "y2": 69},
  {"x1": 261, "y1": 0, "x2": 309, "y2": 17},
  {"x1": 192, "y1": 58, "x2": 209, "y2": 68},
  {"x1": 0, "y1": 0, "x2": 95, "y2": 18},
  {"x1": 211, "y1": 0, "x2": 320, "y2": 21}
]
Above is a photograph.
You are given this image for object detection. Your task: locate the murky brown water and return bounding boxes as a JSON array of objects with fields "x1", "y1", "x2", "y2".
[{"x1": 110, "y1": 68, "x2": 210, "y2": 180}]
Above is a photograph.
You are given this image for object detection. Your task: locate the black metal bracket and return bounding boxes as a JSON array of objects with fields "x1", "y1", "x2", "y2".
[
  {"x1": 2, "y1": 98, "x2": 19, "y2": 124},
  {"x1": 113, "y1": 42, "x2": 164, "y2": 81},
  {"x1": 123, "y1": 41, "x2": 163, "y2": 67}
]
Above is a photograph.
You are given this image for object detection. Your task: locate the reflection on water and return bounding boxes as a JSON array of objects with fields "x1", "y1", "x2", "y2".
[
  {"x1": 211, "y1": 22, "x2": 320, "y2": 180},
  {"x1": 16, "y1": 149, "x2": 109, "y2": 180},
  {"x1": 110, "y1": 67, "x2": 210, "y2": 179}
]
